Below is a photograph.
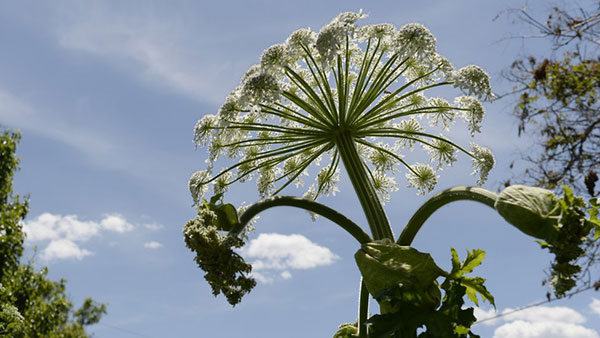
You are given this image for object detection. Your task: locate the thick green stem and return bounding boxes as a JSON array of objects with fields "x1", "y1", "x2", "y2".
[
  {"x1": 357, "y1": 279, "x2": 369, "y2": 338},
  {"x1": 232, "y1": 195, "x2": 372, "y2": 244},
  {"x1": 335, "y1": 131, "x2": 393, "y2": 240},
  {"x1": 335, "y1": 131, "x2": 394, "y2": 334},
  {"x1": 397, "y1": 186, "x2": 498, "y2": 246}
]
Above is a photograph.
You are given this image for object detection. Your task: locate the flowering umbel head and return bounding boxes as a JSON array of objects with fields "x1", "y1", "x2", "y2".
[{"x1": 191, "y1": 11, "x2": 494, "y2": 203}]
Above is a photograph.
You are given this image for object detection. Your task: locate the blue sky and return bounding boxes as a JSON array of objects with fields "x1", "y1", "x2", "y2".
[{"x1": 2, "y1": 1, "x2": 600, "y2": 337}]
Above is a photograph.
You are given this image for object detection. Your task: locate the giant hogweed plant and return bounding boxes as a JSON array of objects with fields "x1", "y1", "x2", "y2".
[{"x1": 183, "y1": 12, "x2": 600, "y2": 337}]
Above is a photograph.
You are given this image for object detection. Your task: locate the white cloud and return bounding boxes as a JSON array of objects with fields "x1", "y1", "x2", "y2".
[
  {"x1": 249, "y1": 271, "x2": 274, "y2": 284},
  {"x1": 143, "y1": 223, "x2": 163, "y2": 231},
  {"x1": 101, "y1": 214, "x2": 135, "y2": 232},
  {"x1": 23, "y1": 213, "x2": 152, "y2": 261},
  {"x1": 474, "y1": 307, "x2": 500, "y2": 326},
  {"x1": 487, "y1": 305, "x2": 599, "y2": 338},
  {"x1": 242, "y1": 233, "x2": 339, "y2": 283},
  {"x1": 23, "y1": 213, "x2": 101, "y2": 242},
  {"x1": 143, "y1": 241, "x2": 163, "y2": 249},
  {"x1": 500, "y1": 306, "x2": 586, "y2": 324},
  {"x1": 591, "y1": 298, "x2": 600, "y2": 316},
  {"x1": 494, "y1": 319, "x2": 599, "y2": 338},
  {"x1": 41, "y1": 239, "x2": 92, "y2": 261}
]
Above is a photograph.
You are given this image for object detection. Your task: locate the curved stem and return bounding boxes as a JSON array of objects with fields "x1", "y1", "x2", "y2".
[
  {"x1": 397, "y1": 186, "x2": 498, "y2": 246},
  {"x1": 232, "y1": 195, "x2": 372, "y2": 244},
  {"x1": 335, "y1": 131, "x2": 393, "y2": 240}
]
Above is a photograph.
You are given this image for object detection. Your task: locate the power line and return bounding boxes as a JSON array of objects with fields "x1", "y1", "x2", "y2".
[{"x1": 474, "y1": 285, "x2": 596, "y2": 325}]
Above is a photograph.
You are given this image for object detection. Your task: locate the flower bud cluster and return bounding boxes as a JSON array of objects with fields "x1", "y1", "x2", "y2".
[{"x1": 183, "y1": 206, "x2": 256, "y2": 306}]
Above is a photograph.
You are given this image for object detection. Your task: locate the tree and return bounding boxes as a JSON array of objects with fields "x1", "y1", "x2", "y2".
[
  {"x1": 502, "y1": 2, "x2": 600, "y2": 294},
  {"x1": 183, "y1": 12, "x2": 599, "y2": 337},
  {"x1": 0, "y1": 128, "x2": 106, "y2": 337},
  {"x1": 503, "y1": 3, "x2": 600, "y2": 197}
]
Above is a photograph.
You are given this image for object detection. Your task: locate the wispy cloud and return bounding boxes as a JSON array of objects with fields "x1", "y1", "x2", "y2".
[
  {"x1": 23, "y1": 212, "x2": 157, "y2": 261},
  {"x1": 241, "y1": 233, "x2": 339, "y2": 283},
  {"x1": 0, "y1": 89, "x2": 112, "y2": 154},
  {"x1": 591, "y1": 298, "x2": 600, "y2": 317},
  {"x1": 143, "y1": 241, "x2": 163, "y2": 249},
  {"x1": 475, "y1": 305, "x2": 599, "y2": 338},
  {"x1": 54, "y1": 4, "x2": 243, "y2": 105},
  {"x1": 0, "y1": 87, "x2": 189, "y2": 194}
]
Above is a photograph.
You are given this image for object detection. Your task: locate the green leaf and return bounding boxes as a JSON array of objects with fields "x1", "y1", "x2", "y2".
[
  {"x1": 450, "y1": 248, "x2": 485, "y2": 278},
  {"x1": 460, "y1": 277, "x2": 495, "y2": 307},
  {"x1": 332, "y1": 323, "x2": 357, "y2": 338},
  {"x1": 355, "y1": 239, "x2": 446, "y2": 296},
  {"x1": 215, "y1": 203, "x2": 239, "y2": 231},
  {"x1": 373, "y1": 281, "x2": 442, "y2": 312},
  {"x1": 365, "y1": 308, "x2": 424, "y2": 338},
  {"x1": 450, "y1": 248, "x2": 461, "y2": 273},
  {"x1": 454, "y1": 325, "x2": 470, "y2": 335},
  {"x1": 202, "y1": 197, "x2": 240, "y2": 232}
]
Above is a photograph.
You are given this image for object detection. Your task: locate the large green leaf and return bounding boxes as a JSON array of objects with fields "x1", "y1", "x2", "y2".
[{"x1": 355, "y1": 239, "x2": 446, "y2": 296}]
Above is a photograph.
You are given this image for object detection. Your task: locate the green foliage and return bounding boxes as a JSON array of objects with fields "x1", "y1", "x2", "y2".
[
  {"x1": 333, "y1": 323, "x2": 358, "y2": 338},
  {"x1": 539, "y1": 186, "x2": 600, "y2": 296},
  {"x1": 515, "y1": 56, "x2": 600, "y2": 192},
  {"x1": 448, "y1": 248, "x2": 494, "y2": 308},
  {"x1": 507, "y1": 6, "x2": 600, "y2": 196},
  {"x1": 74, "y1": 299, "x2": 106, "y2": 327},
  {"x1": 0, "y1": 130, "x2": 27, "y2": 282},
  {"x1": 355, "y1": 239, "x2": 445, "y2": 298},
  {"x1": 353, "y1": 240, "x2": 492, "y2": 337},
  {"x1": 0, "y1": 128, "x2": 106, "y2": 337}
]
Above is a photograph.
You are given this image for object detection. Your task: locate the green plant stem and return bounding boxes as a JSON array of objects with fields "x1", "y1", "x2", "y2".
[
  {"x1": 335, "y1": 131, "x2": 393, "y2": 240},
  {"x1": 335, "y1": 130, "x2": 395, "y2": 334},
  {"x1": 397, "y1": 186, "x2": 498, "y2": 246},
  {"x1": 232, "y1": 196, "x2": 372, "y2": 244},
  {"x1": 357, "y1": 279, "x2": 369, "y2": 338}
]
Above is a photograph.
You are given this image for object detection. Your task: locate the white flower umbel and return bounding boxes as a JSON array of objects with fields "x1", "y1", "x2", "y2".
[
  {"x1": 453, "y1": 65, "x2": 493, "y2": 100},
  {"x1": 371, "y1": 171, "x2": 399, "y2": 204},
  {"x1": 405, "y1": 163, "x2": 438, "y2": 195},
  {"x1": 455, "y1": 95, "x2": 485, "y2": 136},
  {"x1": 191, "y1": 11, "x2": 495, "y2": 205},
  {"x1": 470, "y1": 143, "x2": 495, "y2": 185}
]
